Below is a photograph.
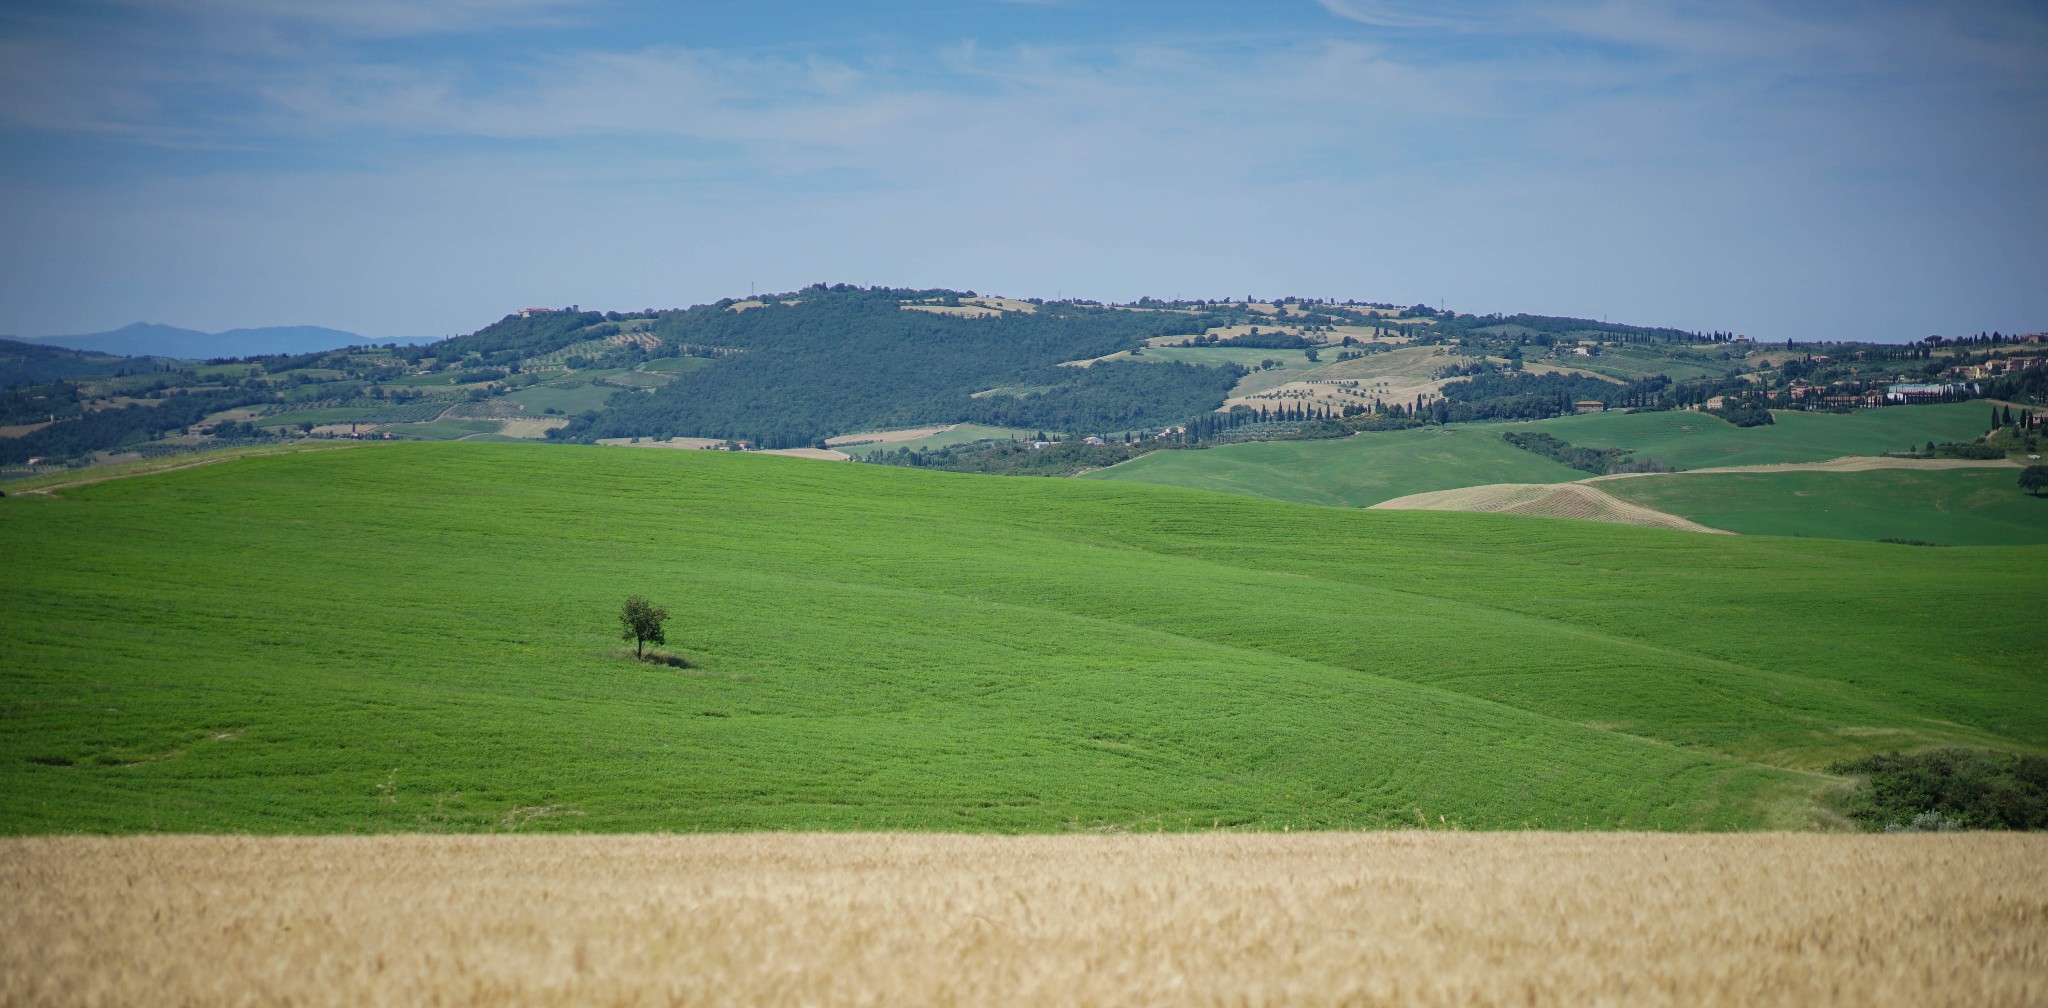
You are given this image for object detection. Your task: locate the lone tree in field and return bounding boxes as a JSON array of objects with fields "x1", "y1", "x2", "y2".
[
  {"x1": 619, "y1": 595, "x2": 670, "y2": 658},
  {"x1": 2020, "y1": 464, "x2": 2048, "y2": 497}
]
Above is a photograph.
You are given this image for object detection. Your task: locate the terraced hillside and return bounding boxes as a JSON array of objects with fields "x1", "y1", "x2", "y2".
[{"x1": 3, "y1": 443, "x2": 2041, "y2": 834}]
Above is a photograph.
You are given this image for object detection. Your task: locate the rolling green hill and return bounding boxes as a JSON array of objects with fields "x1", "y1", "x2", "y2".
[
  {"x1": 1081, "y1": 425, "x2": 1589, "y2": 507},
  {"x1": 1539, "y1": 403, "x2": 1993, "y2": 469},
  {"x1": 3, "y1": 443, "x2": 2041, "y2": 834},
  {"x1": 1088, "y1": 404, "x2": 1999, "y2": 508},
  {"x1": 1601, "y1": 467, "x2": 2048, "y2": 545}
]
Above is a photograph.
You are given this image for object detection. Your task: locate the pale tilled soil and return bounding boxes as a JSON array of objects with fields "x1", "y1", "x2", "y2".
[{"x1": 1372, "y1": 482, "x2": 1729, "y2": 533}]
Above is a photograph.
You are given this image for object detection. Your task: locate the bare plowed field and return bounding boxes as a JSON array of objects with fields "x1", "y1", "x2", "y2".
[
  {"x1": 3, "y1": 833, "x2": 2041, "y2": 1007},
  {"x1": 1372, "y1": 481, "x2": 1729, "y2": 533}
]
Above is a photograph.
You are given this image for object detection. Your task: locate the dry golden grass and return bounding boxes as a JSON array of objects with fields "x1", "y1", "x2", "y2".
[
  {"x1": 824, "y1": 425, "x2": 958, "y2": 447},
  {"x1": 495, "y1": 418, "x2": 570, "y2": 439},
  {"x1": 595, "y1": 436, "x2": 728, "y2": 450},
  {"x1": 902, "y1": 304, "x2": 1002, "y2": 319},
  {"x1": 758, "y1": 447, "x2": 851, "y2": 461},
  {"x1": 3, "y1": 833, "x2": 2041, "y2": 1007},
  {"x1": 965, "y1": 296, "x2": 1037, "y2": 313}
]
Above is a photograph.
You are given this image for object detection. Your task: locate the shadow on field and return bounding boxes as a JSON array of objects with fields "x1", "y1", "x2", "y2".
[{"x1": 610, "y1": 647, "x2": 693, "y2": 669}]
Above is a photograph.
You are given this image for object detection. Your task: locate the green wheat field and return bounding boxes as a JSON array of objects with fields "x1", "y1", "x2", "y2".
[{"x1": 4, "y1": 441, "x2": 2042, "y2": 834}]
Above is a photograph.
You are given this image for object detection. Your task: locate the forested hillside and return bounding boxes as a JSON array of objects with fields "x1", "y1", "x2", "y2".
[
  {"x1": 0, "y1": 339, "x2": 167, "y2": 387},
  {"x1": 556, "y1": 286, "x2": 1237, "y2": 446}
]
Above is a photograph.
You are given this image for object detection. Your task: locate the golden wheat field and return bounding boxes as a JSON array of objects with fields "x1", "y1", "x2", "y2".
[{"x1": 3, "y1": 833, "x2": 2043, "y2": 1007}]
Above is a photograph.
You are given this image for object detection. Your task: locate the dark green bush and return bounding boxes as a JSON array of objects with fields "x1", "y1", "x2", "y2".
[{"x1": 1829, "y1": 749, "x2": 2048, "y2": 831}]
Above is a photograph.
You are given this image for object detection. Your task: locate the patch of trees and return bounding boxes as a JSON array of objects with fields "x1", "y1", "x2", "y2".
[
  {"x1": 1919, "y1": 441, "x2": 2008, "y2": 460},
  {"x1": 0, "y1": 387, "x2": 277, "y2": 464},
  {"x1": 0, "y1": 381, "x2": 84, "y2": 425},
  {"x1": 1433, "y1": 313, "x2": 1706, "y2": 345},
  {"x1": 1215, "y1": 331, "x2": 1313, "y2": 349},
  {"x1": 958, "y1": 362, "x2": 1243, "y2": 439},
  {"x1": 551, "y1": 287, "x2": 1236, "y2": 447},
  {"x1": 1705, "y1": 401, "x2": 1775, "y2": 427},
  {"x1": 1501, "y1": 431, "x2": 1669, "y2": 475},
  {"x1": 433, "y1": 310, "x2": 608, "y2": 360},
  {"x1": 866, "y1": 438, "x2": 1168, "y2": 476},
  {"x1": 1986, "y1": 367, "x2": 2048, "y2": 404},
  {"x1": 1427, "y1": 372, "x2": 1671, "y2": 422},
  {"x1": 1828, "y1": 749, "x2": 2048, "y2": 831}
]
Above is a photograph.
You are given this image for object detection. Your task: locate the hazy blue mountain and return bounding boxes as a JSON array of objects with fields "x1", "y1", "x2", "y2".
[{"x1": 21, "y1": 322, "x2": 400, "y2": 359}]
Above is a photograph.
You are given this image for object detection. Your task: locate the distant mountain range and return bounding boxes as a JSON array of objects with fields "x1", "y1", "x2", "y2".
[{"x1": 12, "y1": 322, "x2": 415, "y2": 359}]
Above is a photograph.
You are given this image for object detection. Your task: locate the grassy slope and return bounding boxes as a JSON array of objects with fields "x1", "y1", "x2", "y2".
[
  {"x1": 837, "y1": 424, "x2": 1041, "y2": 457},
  {"x1": 1603, "y1": 468, "x2": 2048, "y2": 545},
  {"x1": 1083, "y1": 426, "x2": 1587, "y2": 507},
  {"x1": 2, "y1": 443, "x2": 2041, "y2": 834},
  {"x1": 1542, "y1": 403, "x2": 1992, "y2": 469},
  {"x1": 1089, "y1": 404, "x2": 1997, "y2": 508},
  {"x1": 382, "y1": 419, "x2": 501, "y2": 440}
]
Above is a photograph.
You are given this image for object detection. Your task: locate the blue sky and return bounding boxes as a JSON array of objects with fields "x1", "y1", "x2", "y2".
[{"x1": 0, "y1": 0, "x2": 2042, "y2": 343}]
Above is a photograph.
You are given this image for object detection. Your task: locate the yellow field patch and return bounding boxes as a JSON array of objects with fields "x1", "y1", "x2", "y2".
[
  {"x1": 310, "y1": 423, "x2": 390, "y2": 437},
  {"x1": 1523, "y1": 361, "x2": 1630, "y2": 384},
  {"x1": 4, "y1": 833, "x2": 2039, "y2": 1007},
  {"x1": 825, "y1": 425, "x2": 957, "y2": 447},
  {"x1": 903, "y1": 304, "x2": 1002, "y2": 319},
  {"x1": 760, "y1": 447, "x2": 851, "y2": 461},
  {"x1": 965, "y1": 296, "x2": 1037, "y2": 313},
  {"x1": 1226, "y1": 344, "x2": 1463, "y2": 410},
  {"x1": 597, "y1": 436, "x2": 727, "y2": 450},
  {"x1": 1371, "y1": 482, "x2": 1729, "y2": 533},
  {"x1": 496, "y1": 418, "x2": 570, "y2": 439}
]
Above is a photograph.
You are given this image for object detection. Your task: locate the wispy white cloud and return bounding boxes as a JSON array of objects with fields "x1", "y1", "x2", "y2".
[
  {"x1": 0, "y1": 0, "x2": 2041, "y2": 340},
  {"x1": 1313, "y1": 0, "x2": 1465, "y2": 30}
]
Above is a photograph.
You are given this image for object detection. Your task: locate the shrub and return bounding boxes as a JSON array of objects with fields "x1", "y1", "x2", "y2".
[{"x1": 1829, "y1": 749, "x2": 2048, "y2": 831}]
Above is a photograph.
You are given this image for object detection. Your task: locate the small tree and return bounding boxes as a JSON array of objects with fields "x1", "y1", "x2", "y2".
[
  {"x1": 619, "y1": 595, "x2": 669, "y2": 658},
  {"x1": 2020, "y1": 465, "x2": 2048, "y2": 497}
]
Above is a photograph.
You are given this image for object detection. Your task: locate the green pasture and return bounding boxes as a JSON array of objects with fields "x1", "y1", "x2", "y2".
[
  {"x1": 381, "y1": 419, "x2": 502, "y2": 440},
  {"x1": 382, "y1": 372, "x2": 474, "y2": 388},
  {"x1": 1544, "y1": 403, "x2": 1992, "y2": 469},
  {"x1": 1086, "y1": 424, "x2": 1586, "y2": 507},
  {"x1": 260, "y1": 407, "x2": 387, "y2": 428},
  {"x1": 503, "y1": 379, "x2": 623, "y2": 416},
  {"x1": 640, "y1": 357, "x2": 717, "y2": 374},
  {"x1": 1091, "y1": 404, "x2": 2000, "y2": 508},
  {"x1": 1573, "y1": 346, "x2": 1744, "y2": 383},
  {"x1": 1132, "y1": 346, "x2": 1317, "y2": 370},
  {"x1": 5, "y1": 443, "x2": 2040, "y2": 835},
  {"x1": 1601, "y1": 467, "x2": 2048, "y2": 545},
  {"x1": 835, "y1": 423, "x2": 1040, "y2": 457}
]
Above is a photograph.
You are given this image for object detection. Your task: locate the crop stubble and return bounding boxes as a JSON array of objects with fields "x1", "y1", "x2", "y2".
[{"x1": 2, "y1": 832, "x2": 2041, "y2": 1006}]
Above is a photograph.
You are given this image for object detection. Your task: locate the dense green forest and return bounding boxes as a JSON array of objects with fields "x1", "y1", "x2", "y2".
[
  {"x1": 0, "y1": 339, "x2": 166, "y2": 387},
  {"x1": 1428, "y1": 372, "x2": 1670, "y2": 422},
  {"x1": 555, "y1": 286, "x2": 1237, "y2": 446}
]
